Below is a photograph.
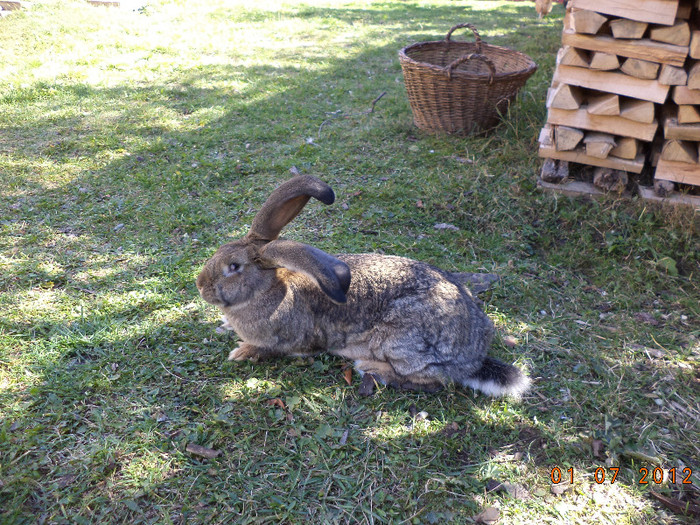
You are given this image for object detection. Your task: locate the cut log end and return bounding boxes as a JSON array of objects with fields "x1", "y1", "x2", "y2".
[
  {"x1": 571, "y1": 9, "x2": 608, "y2": 35},
  {"x1": 555, "y1": 125, "x2": 585, "y2": 151},
  {"x1": 609, "y1": 19, "x2": 648, "y2": 40},
  {"x1": 653, "y1": 178, "x2": 676, "y2": 197},
  {"x1": 593, "y1": 167, "x2": 629, "y2": 193},
  {"x1": 649, "y1": 20, "x2": 690, "y2": 47},
  {"x1": 541, "y1": 158, "x2": 569, "y2": 183},
  {"x1": 621, "y1": 58, "x2": 660, "y2": 80}
]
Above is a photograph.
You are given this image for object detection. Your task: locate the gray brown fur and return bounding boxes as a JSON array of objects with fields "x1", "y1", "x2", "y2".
[{"x1": 196, "y1": 175, "x2": 530, "y2": 397}]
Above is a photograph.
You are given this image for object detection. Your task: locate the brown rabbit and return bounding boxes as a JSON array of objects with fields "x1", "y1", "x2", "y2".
[{"x1": 197, "y1": 175, "x2": 529, "y2": 397}]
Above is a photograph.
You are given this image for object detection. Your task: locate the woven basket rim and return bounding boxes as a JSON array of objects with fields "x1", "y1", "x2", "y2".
[{"x1": 399, "y1": 40, "x2": 537, "y2": 80}]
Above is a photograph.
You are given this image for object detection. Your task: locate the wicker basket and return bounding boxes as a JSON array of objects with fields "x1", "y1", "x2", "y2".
[{"x1": 399, "y1": 23, "x2": 537, "y2": 135}]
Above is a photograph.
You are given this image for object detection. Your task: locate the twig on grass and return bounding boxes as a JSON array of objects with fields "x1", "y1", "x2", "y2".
[
  {"x1": 318, "y1": 91, "x2": 387, "y2": 138},
  {"x1": 160, "y1": 361, "x2": 191, "y2": 382},
  {"x1": 366, "y1": 91, "x2": 387, "y2": 113}
]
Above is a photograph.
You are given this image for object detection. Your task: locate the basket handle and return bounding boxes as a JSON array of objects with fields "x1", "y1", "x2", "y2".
[
  {"x1": 444, "y1": 23, "x2": 483, "y2": 52},
  {"x1": 445, "y1": 53, "x2": 496, "y2": 83}
]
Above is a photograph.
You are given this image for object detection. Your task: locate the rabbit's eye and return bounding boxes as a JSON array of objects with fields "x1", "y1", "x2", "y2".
[{"x1": 223, "y1": 262, "x2": 241, "y2": 277}]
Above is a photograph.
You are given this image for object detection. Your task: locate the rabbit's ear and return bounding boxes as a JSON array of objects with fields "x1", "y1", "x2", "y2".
[
  {"x1": 260, "y1": 240, "x2": 351, "y2": 304},
  {"x1": 248, "y1": 175, "x2": 335, "y2": 242}
]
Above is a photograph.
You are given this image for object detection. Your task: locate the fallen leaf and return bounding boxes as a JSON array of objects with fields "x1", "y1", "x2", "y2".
[
  {"x1": 474, "y1": 506, "x2": 500, "y2": 524},
  {"x1": 656, "y1": 256, "x2": 679, "y2": 276},
  {"x1": 503, "y1": 335, "x2": 518, "y2": 348},
  {"x1": 647, "y1": 348, "x2": 666, "y2": 358},
  {"x1": 634, "y1": 312, "x2": 659, "y2": 326},
  {"x1": 551, "y1": 482, "x2": 572, "y2": 496},
  {"x1": 503, "y1": 482, "x2": 530, "y2": 500},
  {"x1": 186, "y1": 443, "x2": 221, "y2": 459},
  {"x1": 415, "y1": 411, "x2": 429, "y2": 421},
  {"x1": 343, "y1": 367, "x2": 353, "y2": 386},
  {"x1": 443, "y1": 422, "x2": 461, "y2": 437},
  {"x1": 450, "y1": 155, "x2": 473, "y2": 164},
  {"x1": 56, "y1": 474, "x2": 77, "y2": 488},
  {"x1": 434, "y1": 223, "x2": 459, "y2": 231},
  {"x1": 266, "y1": 398, "x2": 286, "y2": 409},
  {"x1": 592, "y1": 439, "x2": 604, "y2": 458}
]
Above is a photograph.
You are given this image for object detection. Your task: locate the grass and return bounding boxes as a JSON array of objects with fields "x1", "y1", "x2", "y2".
[{"x1": 0, "y1": 0, "x2": 698, "y2": 523}]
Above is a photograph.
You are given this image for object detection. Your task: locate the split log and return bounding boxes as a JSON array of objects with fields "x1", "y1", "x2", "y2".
[
  {"x1": 571, "y1": 10, "x2": 608, "y2": 34},
  {"x1": 538, "y1": 125, "x2": 554, "y2": 147},
  {"x1": 553, "y1": 65, "x2": 670, "y2": 104},
  {"x1": 620, "y1": 57, "x2": 660, "y2": 80},
  {"x1": 555, "y1": 126, "x2": 585, "y2": 151},
  {"x1": 558, "y1": 46, "x2": 590, "y2": 68},
  {"x1": 619, "y1": 99, "x2": 655, "y2": 123},
  {"x1": 672, "y1": 85, "x2": 700, "y2": 105},
  {"x1": 677, "y1": 105, "x2": 700, "y2": 124},
  {"x1": 609, "y1": 19, "x2": 648, "y2": 39},
  {"x1": 664, "y1": 117, "x2": 700, "y2": 141},
  {"x1": 547, "y1": 83, "x2": 584, "y2": 110},
  {"x1": 568, "y1": 0, "x2": 679, "y2": 26},
  {"x1": 587, "y1": 93, "x2": 620, "y2": 115},
  {"x1": 610, "y1": 137, "x2": 639, "y2": 159},
  {"x1": 658, "y1": 64, "x2": 688, "y2": 86},
  {"x1": 538, "y1": 143, "x2": 645, "y2": 173},
  {"x1": 561, "y1": 31, "x2": 688, "y2": 67},
  {"x1": 649, "y1": 20, "x2": 690, "y2": 46},
  {"x1": 584, "y1": 132, "x2": 617, "y2": 158},
  {"x1": 655, "y1": 158, "x2": 700, "y2": 186},
  {"x1": 687, "y1": 61, "x2": 700, "y2": 90},
  {"x1": 590, "y1": 52, "x2": 620, "y2": 70},
  {"x1": 0, "y1": 1, "x2": 22, "y2": 10},
  {"x1": 548, "y1": 106, "x2": 658, "y2": 141},
  {"x1": 660, "y1": 139, "x2": 698, "y2": 163},
  {"x1": 690, "y1": 30, "x2": 700, "y2": 59}
]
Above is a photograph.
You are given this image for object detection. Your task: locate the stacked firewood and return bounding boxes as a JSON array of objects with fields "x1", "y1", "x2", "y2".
[
  {"x1": 0, "y1": 1, "x2": 22, "y2": 16},
  {"x1": 539, "y1": 0, "x2": 700, "y2": 199}
]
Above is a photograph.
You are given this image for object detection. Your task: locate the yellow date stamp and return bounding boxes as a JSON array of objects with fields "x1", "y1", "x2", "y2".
[{"x1": 550, "y1": 466, "x2": 694, "y2": 485}]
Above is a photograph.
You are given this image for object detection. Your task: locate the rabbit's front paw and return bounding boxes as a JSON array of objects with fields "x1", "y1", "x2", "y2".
[{"x1": 228, "y1": 343, "x2": 260, "y2": 362}]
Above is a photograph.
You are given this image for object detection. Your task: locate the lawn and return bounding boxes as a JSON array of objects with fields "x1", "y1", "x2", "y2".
[{"x1": 0, "y1": 0, "x2": 698, "y2": 523}]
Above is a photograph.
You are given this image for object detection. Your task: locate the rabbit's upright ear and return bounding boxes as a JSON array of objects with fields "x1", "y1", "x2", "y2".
[
  {"x1": 260, "y1": 240, "x2": 351, "y2": 304},
  {"x1": 248, "y1": 175, "x2": 336, "y2": 242}
]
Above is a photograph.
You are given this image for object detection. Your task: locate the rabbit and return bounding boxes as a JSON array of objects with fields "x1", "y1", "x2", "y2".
[{"x1": 196, "y1": 175, "x2": 530, "y2": 398}]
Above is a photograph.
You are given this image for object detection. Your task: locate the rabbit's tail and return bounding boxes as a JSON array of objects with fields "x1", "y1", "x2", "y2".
[{"x1": 462, "y1": 357, "x2": 530, "y2": 399}]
